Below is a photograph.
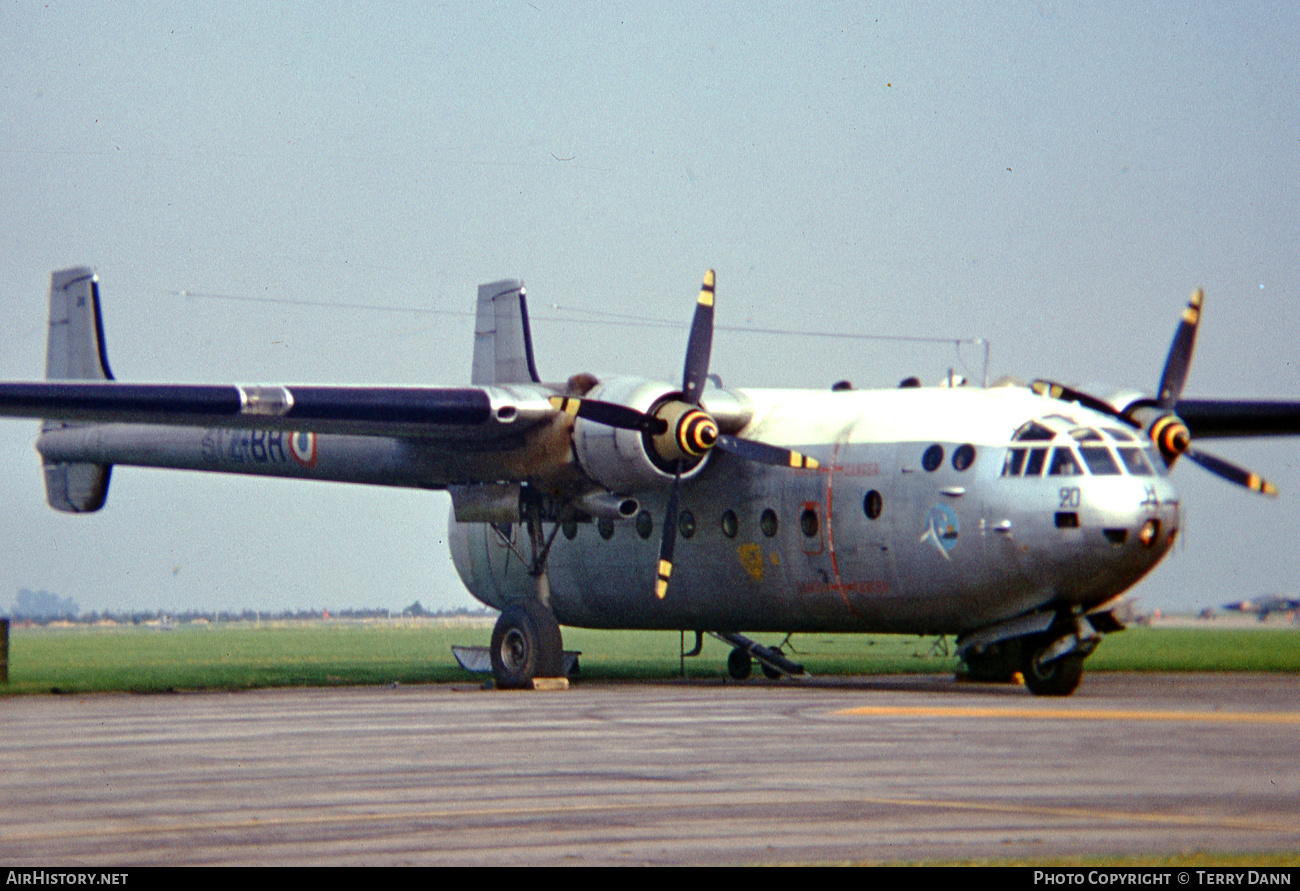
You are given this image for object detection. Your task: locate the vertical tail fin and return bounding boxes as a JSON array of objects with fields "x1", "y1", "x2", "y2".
[
  {"x1": 46, "y1": 267, "x2": 114, "y2": 382},
  {"x1": 41, "y1": 267, "x2": 113, "y2": 512},
  {"x1": 471, "y1": 279, "x2": 541, "y2": 385}
]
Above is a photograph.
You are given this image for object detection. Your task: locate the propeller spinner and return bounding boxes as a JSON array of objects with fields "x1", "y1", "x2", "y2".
[
  {"x1": 550, "y1": 271, "x2": 819, "y2": 598},
  {"x1": 1032, "y1": 289, "x2": 1278, "y2": 496}
]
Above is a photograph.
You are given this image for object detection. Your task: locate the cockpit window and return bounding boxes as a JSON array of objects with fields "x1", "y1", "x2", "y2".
[
  {"x1": 1079, "y1": 446, "x2": 1121, "y2": 475},
  {"x1": 1001, "y1": 448, "x2": 1026, "y2": 476},
  {"x1": 1117, "y1": 447, "x2": 1155, "y2": 476},
  {"x1": 1024, "y1": 447, "x2": 1049, "y2": 476},
  {"x1": 1012, "y1": 421, "x2": 1055, "y2": 441},
  {"x1": 1048, "y1": 447, "x2": 1083, "y2": 476},
  {"x1": 1003, "y1": 416, "x2": 1166, "y2": 480}
]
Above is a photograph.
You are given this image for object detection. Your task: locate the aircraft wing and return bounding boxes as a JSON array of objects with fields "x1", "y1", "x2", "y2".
[
  {"x1": 1174, "y1": 399, "x2": 1300, "y2": 439},
  {"x1": 0, "y1": 380, "x2": 556, "y2": 440}
]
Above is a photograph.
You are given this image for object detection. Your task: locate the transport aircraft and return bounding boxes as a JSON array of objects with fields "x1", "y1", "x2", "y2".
[{"x1": 1, "y1": 267, "x2": 1297, "y2": 695}]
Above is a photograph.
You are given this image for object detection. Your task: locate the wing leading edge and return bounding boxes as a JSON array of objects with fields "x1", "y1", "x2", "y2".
[{"x1": 0, "y1": 380, "x2": 554, "y2": 439}]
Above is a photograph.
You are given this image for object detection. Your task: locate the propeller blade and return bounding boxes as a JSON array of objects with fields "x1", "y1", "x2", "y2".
[
  {"x1": 1173, "y1": 399, "x2": 1300, "y2": 438},
  {"x1": 1186, "y1": 448, "x2": 1278, "y2": 496},
  {"x1": 680, "y1": 270, "x2": 715, "y2": 406},
  {"x1": 1156, "y1": 289, "x2": 1203, "y2": 408},
  {"x1": 1033, "y1": 292, "x2": 1282, "y2": 500},
  {"x1": 1030, "y1": 380, "x2": 1133, "y2": 423},
  {"x1": 550, "y1": 395, "x2": 667, "y2": 434},
  {"x1": 716, "y1": 434, "x2": 820, "y2": 469},
  {"x1": 655, "y1": 467, "x2": 683, "y2": 599}
]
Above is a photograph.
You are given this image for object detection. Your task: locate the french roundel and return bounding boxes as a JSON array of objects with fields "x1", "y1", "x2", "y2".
[{"x1": 289, "y1": 431, "x2": 318, "y2": 468}]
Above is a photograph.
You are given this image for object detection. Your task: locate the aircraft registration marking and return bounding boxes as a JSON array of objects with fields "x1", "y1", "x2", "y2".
[
  {"x1": 199, "y1": 428, "x2": 320, "y2": 469},
  {"x1": 823, "y1": 462, "x2": 879, "y2": 477},
  {"x1": 834, "y1": 705, "x2": 1300, "y2": 724},
  {"x1": 201, "y1": 429, "x2": 290, "y2": 465}
]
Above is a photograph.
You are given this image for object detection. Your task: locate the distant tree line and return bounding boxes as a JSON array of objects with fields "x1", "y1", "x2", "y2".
[{"x1": 3, "y1": 593, "x2": 496, "y2": 626}]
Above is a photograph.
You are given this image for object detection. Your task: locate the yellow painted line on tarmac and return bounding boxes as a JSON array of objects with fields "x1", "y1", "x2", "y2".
[{"x1": 834, "y1": 705, "x2": 1300, "y2": 724}]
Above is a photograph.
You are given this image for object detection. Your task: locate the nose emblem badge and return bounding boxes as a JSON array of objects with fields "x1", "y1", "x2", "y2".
[{"x1": 920, "y1": 503, "x2": 960, "y2": 559}]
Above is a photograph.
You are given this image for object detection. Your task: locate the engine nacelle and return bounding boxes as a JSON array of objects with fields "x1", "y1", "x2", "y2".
[{"x1": 570, "y1": 376, "x2": 711, "y2": 492}]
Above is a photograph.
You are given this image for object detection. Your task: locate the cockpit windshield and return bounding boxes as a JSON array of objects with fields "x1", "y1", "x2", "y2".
[{"x1": 1001, "y1": 417, "x2": 1164, "y2": 478}]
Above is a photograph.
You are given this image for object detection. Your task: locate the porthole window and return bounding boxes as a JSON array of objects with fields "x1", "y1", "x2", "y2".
[
  {"x1": 721, "y1": 509, "x2": 739, "y2": 538},
  {"x1": 760, "y1": 508, "x2": 779, "y2": 538},
  {"x1": 597, "y1": 517, "x2": 615, "y2": 540},
  {"x1": 922, "y1": 444, "x2": 944, "y2": 472},
  {"x1": 800, "y1": 508, "x2": 819, "y2": 538},
  {"x1": 864, "y1": 489, "x2": 883, "y2": 519},
  {"x1": 562, "y1": 520, "x2": 578, "y2": 540},
  {"x1": 952, "y1": 443, "x2": 976, "y2": 471},
  {"x1": 679, "y1": 509, "x2": 696, "y2": 539},
  {"x1": 636, "y1": 510, "x2": 654, "y2": 539}
]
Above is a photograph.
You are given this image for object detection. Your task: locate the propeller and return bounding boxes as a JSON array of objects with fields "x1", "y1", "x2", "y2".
[
  {"x1": 550, "y1": 271, "x2": 819, "y2": 598},
  {"x1": 1032, "y1": 289, "x2": 1278, "y2": 496}
]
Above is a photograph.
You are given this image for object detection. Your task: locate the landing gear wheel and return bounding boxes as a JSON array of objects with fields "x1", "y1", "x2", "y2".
[
  {"x1": 1020, "y1": 644, "x2": 1084, "y2": 697},
  {"x1": 962, "y1": 639, "x2": 1021, "y2": 683},
  {"x1": 490, "y1": 600, "x2": 563, "y2": 690},
  {"x1": 727, "y1": 646, "x2": 752, "y2": 680},
  {"x1": 760, "y1": 646, "x2": 784, "y2": 680}
]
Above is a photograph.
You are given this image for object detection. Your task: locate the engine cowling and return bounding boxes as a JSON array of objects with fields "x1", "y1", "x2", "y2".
[{"x1": 570, "y1": 376, "x2": 714, "y2": 492}]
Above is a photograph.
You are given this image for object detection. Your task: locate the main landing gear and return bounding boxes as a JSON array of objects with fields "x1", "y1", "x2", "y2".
[
  {"x1": 490, "y1": 599, "x2": 564, "y2": 689},
  {"x1": 488, "y1": 494, "x2": 567, "y2": 690}
]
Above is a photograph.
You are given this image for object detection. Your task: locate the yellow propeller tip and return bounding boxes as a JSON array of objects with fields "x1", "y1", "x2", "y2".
[
  {"x1": 655, "y1": 559, "x2": 672, "y2": 599},
  {"x1": 698, "y1": 270, "x2": 715, "y2": 306},
  {"x1": 549, "y1": 395, "x2": 580, "y2": 417}
]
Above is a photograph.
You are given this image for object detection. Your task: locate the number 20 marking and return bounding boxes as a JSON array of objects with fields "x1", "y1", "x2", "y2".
[{"x1": 1059, "y1": 487, "x2": 1081, "y2": 508}]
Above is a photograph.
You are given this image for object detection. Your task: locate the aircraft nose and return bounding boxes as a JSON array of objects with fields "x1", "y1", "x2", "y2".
[{"x1": 1086, "y1": 476, "x2": 1181, "y2": 556}]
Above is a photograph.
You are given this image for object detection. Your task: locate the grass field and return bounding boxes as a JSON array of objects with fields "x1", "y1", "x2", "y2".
[{"x1": 2, "y1": 618, "x2": 1297, "y2": 695}]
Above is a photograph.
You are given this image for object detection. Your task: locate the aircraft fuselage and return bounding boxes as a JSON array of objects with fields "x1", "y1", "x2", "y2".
[{"x1": 450, "y1": 382, "x2": 1181, "y2": 635}]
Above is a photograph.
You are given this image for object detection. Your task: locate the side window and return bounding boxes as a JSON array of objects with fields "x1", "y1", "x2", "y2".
[
  {"x1": 1001, "y1": 448, "x2": 1026, "y2": 476},
  {"x1": 952, "y1": 444, "x2": 976, "y2": 471},
  {"x1": 922, "y1": 444, "x2": 944, "y2": 472}
]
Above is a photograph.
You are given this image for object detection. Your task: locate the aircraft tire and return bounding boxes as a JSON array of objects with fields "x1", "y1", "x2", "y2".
[
  {"x1": 1020, "y1": 644, "x2": 1084, "y2": 697},
  {"x1": 727, "y1": 646, "x2": 752, "y2": 681},
  {"x1": 490, "y1": 599, "x2": 563, "y2": 690}
]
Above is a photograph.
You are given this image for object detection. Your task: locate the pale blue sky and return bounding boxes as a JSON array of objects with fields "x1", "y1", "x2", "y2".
[{"x1": 1, "y1": 2, "x2": 1297, "y2": 614}]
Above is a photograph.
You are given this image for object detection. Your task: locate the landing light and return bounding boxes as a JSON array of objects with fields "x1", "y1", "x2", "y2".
[{"x1": 1138, "y1": 519, "x2": 1161, "y2": 548}]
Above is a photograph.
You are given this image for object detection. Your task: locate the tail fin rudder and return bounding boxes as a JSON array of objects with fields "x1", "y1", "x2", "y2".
[
  {"x1": 471, "y1": 279, "x2": 541, "y2": 385},
  {"x1": 41, "y1": 267, "x2": 113, "y2": 512},
  {"x1": 46, "y1": 267, "x2": 114, "y2": 382}
]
